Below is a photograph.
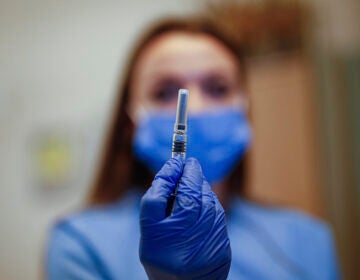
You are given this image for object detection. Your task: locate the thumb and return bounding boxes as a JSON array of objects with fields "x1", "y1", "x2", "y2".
[{"x1": 140, "y1": 157, "x2": 184, "y2": 224}]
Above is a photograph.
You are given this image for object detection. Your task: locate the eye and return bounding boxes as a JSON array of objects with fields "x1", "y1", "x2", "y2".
[
  {"x1": 201, "y1": 76, "x2": 232, "y2": 99},
  {"x1": 151, "y1": 79, "x2": 182, "y2": 104}
]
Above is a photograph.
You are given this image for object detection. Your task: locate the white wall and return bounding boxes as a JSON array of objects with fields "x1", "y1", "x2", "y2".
[{"x1": 0, "y1": 1, "x2": 195, "y2": 279}]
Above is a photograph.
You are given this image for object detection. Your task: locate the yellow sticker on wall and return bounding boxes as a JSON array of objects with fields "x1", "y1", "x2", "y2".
[{"x1": 33, "y1": 133, "x2": 76, "y2": 190}]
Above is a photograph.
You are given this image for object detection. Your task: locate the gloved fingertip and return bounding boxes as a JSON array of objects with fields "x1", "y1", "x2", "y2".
[
  {"x1": 165, "y1": 156, "x2": 184, "y2": 168},
  {"x1": 154, "y1": 157, "x2": 184, "y2": 185},
  {"x1": 172, "y1": 156, "x2": 185, "y2": 167},
  {"x1": 185, "y1": 157, "x2": 201, "y2": 168},
  {"x1": 181, "y1": 157, "x2": 203, "y2": 186}
]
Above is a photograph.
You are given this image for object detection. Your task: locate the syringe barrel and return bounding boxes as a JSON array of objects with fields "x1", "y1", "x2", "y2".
[{"x1": 174, "y1": 89, "x2": 189, "y2": 132}]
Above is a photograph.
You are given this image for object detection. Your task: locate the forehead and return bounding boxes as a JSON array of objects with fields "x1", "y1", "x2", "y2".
[{"x1": 133, "y1": 31, "x2": 239, "y2": 80}]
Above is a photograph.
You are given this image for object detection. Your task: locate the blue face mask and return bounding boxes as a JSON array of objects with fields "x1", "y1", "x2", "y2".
[{"x1": 133, "y1": 108, "x2": 252, "y2": 184}]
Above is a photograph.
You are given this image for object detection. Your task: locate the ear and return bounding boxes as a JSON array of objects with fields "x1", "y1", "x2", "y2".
[
  {"x1": 126, "y1": 103, "x2": 149, "y2": 125},
  {"x1": 233, "y1": 92, "x2": 249, "y2": 113}
]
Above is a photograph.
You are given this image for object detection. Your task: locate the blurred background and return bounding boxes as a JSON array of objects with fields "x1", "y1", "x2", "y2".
[{"x1": 0, "y1": 0, "x2": 358, "y2": 279}]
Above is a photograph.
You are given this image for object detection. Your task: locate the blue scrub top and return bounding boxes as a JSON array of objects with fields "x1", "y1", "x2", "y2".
[{"x1": 46, "y1": 191, "x2": 340, "y2": 279}]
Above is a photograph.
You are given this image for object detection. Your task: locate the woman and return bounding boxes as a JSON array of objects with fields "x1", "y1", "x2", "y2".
[{"x1": 46, "y1": 17, "x2": 340, "y2": 279}]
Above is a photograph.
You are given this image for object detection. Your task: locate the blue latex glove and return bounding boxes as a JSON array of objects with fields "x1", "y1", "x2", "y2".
[{"x1": 139, "y1": 157, "x2": 231, "y2": 280}]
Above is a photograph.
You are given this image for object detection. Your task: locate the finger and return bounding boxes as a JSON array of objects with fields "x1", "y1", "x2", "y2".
[
  {"x1": 172, "y1": 157, "x2": 203, "y2": 224},
  {"x1": 140, "y1": 157, "x2": 184, "y2": 223}
]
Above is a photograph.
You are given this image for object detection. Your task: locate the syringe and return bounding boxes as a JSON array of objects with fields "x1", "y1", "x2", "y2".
[
  {"x1": 166, "y1": 89, "x2": 189, "y2": 216},
  {"x1": 172, "y1": 89, "x2": 189, "y2": 158}
]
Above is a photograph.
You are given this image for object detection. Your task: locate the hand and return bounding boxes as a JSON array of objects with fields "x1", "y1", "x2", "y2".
[{"x1": 139, "y1": 157, "x2": 231, "y2": 280}]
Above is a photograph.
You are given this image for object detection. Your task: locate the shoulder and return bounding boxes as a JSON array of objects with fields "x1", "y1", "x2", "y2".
[
  {"x1": 231, "y1": 198, "x2": 340, "y2": 279},
  {"x1": 233, "y1": 198, "x2": 333, "y2": 240},
  {"x1": 45, "y1": 192, "x2": 142, "y2": 279},
  {"x1": 51, "y1": 191, "x2": 141, "y2": 240}
]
